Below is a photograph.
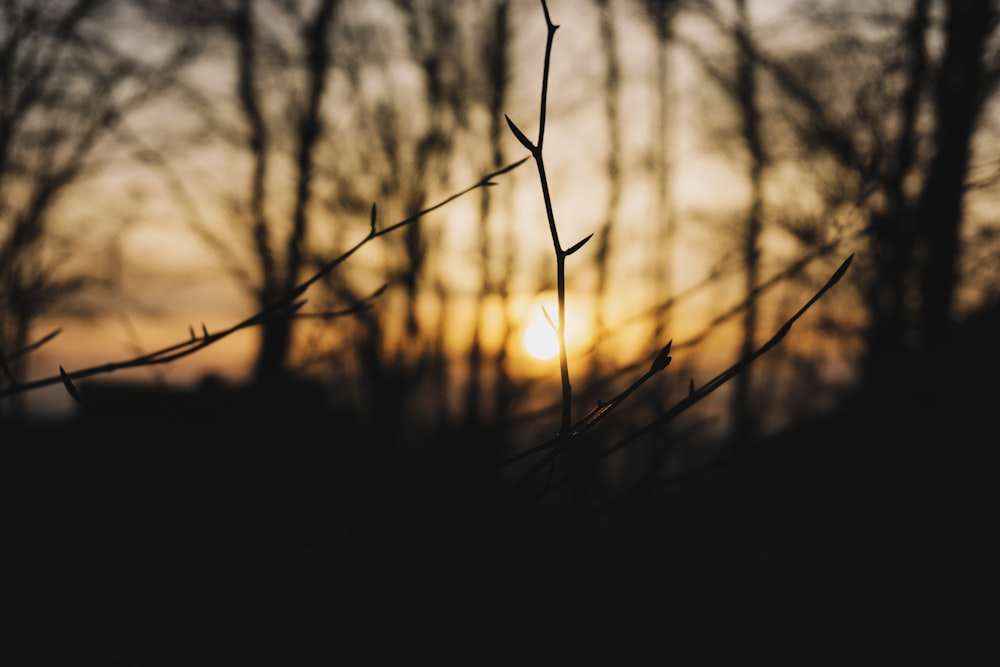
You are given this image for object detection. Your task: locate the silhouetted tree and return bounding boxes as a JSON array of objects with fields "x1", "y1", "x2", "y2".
[
  {"x1": 728, "y1": 0, "x2": 766, "y2": 443},
  {"x1": 634, "y1": 0, "x2": 680, "y2": 342},
  {"x1": 232, "y1": 0, "x2": 340, "y2": 386},
  {"x1": 679, "y1": 0, "x2": 769, "y2": 574},
  {"x1": 916, "y1": 0, "x2": 998, "y2": 387},
  {"x1": 592, "y1": 0, "x2": 624, "y2": 355},
  {"x1": 464, "y1": 0, "x2": 514, "y2": 443},
  {"x1": 744, "y1": 0, "x2": 1000, "y2": 542},
  {"x1": 679, "y1": 0, "x2": 768, "y2": 441},
  {"x1": 758, "y1": 1, "x2": 999, "y2": 406},
  {"x1": 128, "y1": 0, "x2": 348, "y2": 391},
  {"x1": 0, "y1": 0, "x2": 197, "y2": 416},
  {"x1": 340, "y1": 0, "x2": 471, "y2": 450}
]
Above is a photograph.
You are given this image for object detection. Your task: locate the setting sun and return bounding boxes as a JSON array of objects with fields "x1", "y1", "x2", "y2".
[
  {"x1": 523, "y1": 315, "x2": 560, "y2": 361},
  {"x1": 514, "y1": 292, "x2": 596, "y2": 366}
]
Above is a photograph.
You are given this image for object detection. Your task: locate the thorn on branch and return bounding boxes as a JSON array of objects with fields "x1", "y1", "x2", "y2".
[
  {"x1": 505, "y1": 114, "x2": 535, "y2": 152},
  {"x1": 60, "y1": 366, "x2": 84, "y2": 406},
  {"x1": 564, "y1": 233, "x2": 594, "y2": 256},
  {"x1": 540, "y1": 0, "x2": 558, "y2": 31}
]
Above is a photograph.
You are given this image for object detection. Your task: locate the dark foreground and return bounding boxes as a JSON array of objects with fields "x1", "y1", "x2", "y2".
[{"x1": 4, "y1": 402, "x2": 998, "y2": 662}]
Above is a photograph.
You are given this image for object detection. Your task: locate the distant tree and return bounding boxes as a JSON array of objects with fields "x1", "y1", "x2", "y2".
[
  {"x1": 230, "y1": 0, "x2": 340, "y2": 387},
  {"x1": 683, "y1": 0, "x2": 1000, "y2": 410},
  {"x1": 915, "y1": 0, "x2": 999, "y2": 385},
  {"x1": 351, "y1": 0, "x2": 471, "y2": 449},
  {"x1": 138, "y1": 0, "x2": 360, "y2": 390},
  {"x1": 633, "y1": 0, "x2": 681, "y2": 341},
  {"x1": 759, "y1": 0, "x2": 1000, "y2": 402},
  {"x1": 735, "y1": 0, "x2": 1000, "y2": 542},
  {"x1": 676, "y1": 0, "x2": 769, "y2": 441},
  {"x1": 132, "y1": 1, "x2": 527, "y2": 447},
  {"x1": 677, "y1": 0, "x2": 769, "y2": 574},
  {"x1": 0, "y1": 0, "x2": 197, "y2": 416},
  {"x1": 592, "y1": 0, "x2": 624, "y2": 355},
  {"x1": 463, "y1": 0, "x2": 514, "y2": 442}
]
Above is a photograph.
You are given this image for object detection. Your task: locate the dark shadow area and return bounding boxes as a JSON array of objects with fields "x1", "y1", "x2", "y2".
[{"x1": 4, "y1": 300, "x2": 998, "y2": 660}]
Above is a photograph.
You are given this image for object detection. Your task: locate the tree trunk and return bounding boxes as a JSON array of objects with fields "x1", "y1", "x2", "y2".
[
  {"x1": 863, "y1": 0, "x2": 996, "y2": 544},
  {"x1": 249, "y1": 0, "x2": 337, "y2": 387},
  {"x1": 917, "y1": 0, "x2": 994, "y2": 384},
  {"x1": 860, "y1": 0, "x2": 928, "y2": 403},
  {"x1": 730, "y1": 0, "x2": 764, "y2": 444},
  {"x1": 253, "y1": 318, "x2": 294, "y2": 386}
]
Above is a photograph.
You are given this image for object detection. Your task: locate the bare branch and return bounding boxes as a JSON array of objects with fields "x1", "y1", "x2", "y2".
[{"x1": 0, "y1": 159, "x2": 527, "y2": 400}]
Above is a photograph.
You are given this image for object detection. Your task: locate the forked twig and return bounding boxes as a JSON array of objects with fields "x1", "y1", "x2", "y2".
[{"x1": 506, "y1": 0, "x2": 594, "y2": 441}]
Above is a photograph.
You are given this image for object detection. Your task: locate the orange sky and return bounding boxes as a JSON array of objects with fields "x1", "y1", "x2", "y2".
[{"x1": 13, "y1": 0, "x2": 999, "y2": 421}]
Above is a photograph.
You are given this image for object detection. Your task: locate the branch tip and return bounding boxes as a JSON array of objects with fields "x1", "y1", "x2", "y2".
[
  {"x1": 59, "y1": 366, "x2": 84, "y2": 406},
  {"x1": 564, "y1": 233, "x2": 594, "y2": 256},
  {"x1": 505, "y1": 114, "x2": 535, "y2": 152}
]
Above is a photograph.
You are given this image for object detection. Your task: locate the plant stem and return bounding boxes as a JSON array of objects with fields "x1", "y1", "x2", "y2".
[
  {"x1": 537, "y1": 153, "x2": 572, "y2": 438},
  {"x1": 508, "y1": 0, "x2": 576, "y2": 440}
]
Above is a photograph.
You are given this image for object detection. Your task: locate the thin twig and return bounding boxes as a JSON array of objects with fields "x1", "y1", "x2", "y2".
[
  {"x1": 505, "y1": 253, "x2": 854, "y2": 498},
  {"x1": 502, "y1": 239, "x2": 851, "y2": 463},
  {"x1": 506, "y1": 0, "x2": 593, "y2": 441},
  {"x1": 0, "y1": 328, "x2": 63, "y2": 386},
  {"x1": 603, "y1": 255, "x2": 854, "y2": 459},
  {"x1": 0, "y1": 159, "x2": 528, "y2": 400}
]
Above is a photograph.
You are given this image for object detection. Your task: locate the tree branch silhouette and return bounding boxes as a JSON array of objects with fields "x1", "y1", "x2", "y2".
[
  {"x1": 0, "y1": 158, "x2": 528, "y2": 402},
  {"x1": 505, "y1": 253, "x2": 854, "y2": 500},
  {"x1": 505, "y1": 0, "x2": 595, "y2": 441}
]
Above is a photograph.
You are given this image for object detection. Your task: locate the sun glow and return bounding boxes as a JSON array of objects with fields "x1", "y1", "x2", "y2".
[
  {"x1": 516, "y1": 292, "x2": 595, "y2": 365},
  {"x1": 523, "y1": 315, "x2": 560, "y2": 361}
]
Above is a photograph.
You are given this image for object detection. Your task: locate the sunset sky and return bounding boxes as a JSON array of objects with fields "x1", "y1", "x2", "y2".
[{"x1": 11, "y1": 0, "x2": 999, "y2": 425}]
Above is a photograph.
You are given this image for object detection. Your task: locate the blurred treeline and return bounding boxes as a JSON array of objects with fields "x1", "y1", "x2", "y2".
[{"x1": 2, "y1": 0, "x2": 999, "y2": 460}]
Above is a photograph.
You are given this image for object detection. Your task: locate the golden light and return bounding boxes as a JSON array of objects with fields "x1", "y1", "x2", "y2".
[
  {"x1": 523, "y1": 314, "x2": 560, "y2": 361},
  {"x1": 514, "y1": 291, "x2": 596, "y2": 367}
]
